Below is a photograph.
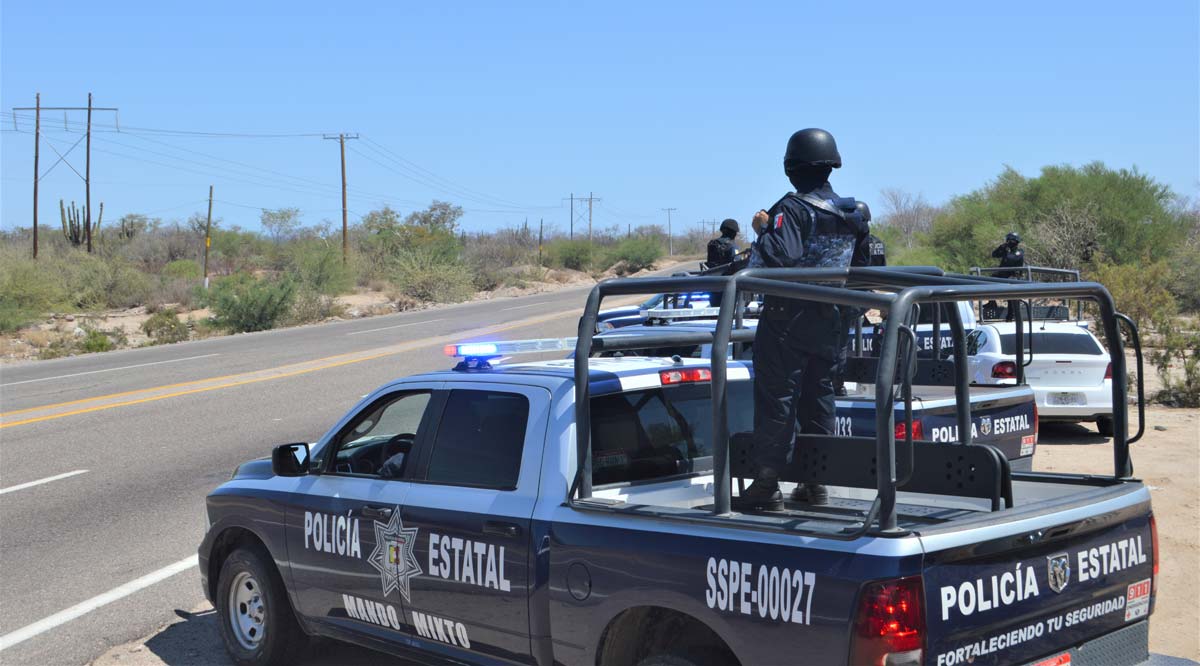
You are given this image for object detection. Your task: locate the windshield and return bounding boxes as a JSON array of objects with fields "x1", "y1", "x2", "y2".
[
  {"x1": 999, "y1": 332, "x2": 1103, "y2": 355},
  {"x1": 590, "y1": 380, "x2": 753, "y2": 486}
]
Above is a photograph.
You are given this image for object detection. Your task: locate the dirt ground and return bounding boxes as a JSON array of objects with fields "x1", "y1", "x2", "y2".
[{"x1": 1035, "y1": 406, "x2": 1200, "y2": 661}]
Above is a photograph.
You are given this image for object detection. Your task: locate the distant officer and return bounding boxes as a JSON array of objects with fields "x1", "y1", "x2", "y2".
[
  {"x1": 705, "y1": 219, "x2": 741, "y2": 307},
  {"x1": 706, "y1": 219, "x2": 741, "y2": 269},
  {"x1": 992, "y1": 232, "x2": 1025, "y2": 279},
  {"x1": 735, "y1": 128, "x2": 861, "y2": 511}
]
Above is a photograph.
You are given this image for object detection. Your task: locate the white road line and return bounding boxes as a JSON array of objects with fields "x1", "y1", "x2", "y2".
[
  {"x1": 345, "y1": 318, "x2": 446, "y2": 336},
  {"x1": 0, "y1": 470, "x2": 89, "y2": 495},
  {"x1": 0, "y1": 354, "x2": 221, "y2": 387},
  {"x1": 0, "y1": 555, "x2": 198, "y2": 652},
  {"x1": 501, "y1": 302, "x2": 543, "y2": 311}
]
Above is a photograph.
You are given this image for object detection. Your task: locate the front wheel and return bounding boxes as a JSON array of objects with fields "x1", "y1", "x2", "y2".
[
  {"x1": 1096, "y1": 415, "x2": 1115, "y2": 437},
  {"x1": 216, "y1": 547, "x2": 304, "y2": 666}
]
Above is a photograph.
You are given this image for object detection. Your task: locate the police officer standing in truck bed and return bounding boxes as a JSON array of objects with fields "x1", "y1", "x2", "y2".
[{"x1": 734, "y1": 128, "x2": 862, "y2": 511}]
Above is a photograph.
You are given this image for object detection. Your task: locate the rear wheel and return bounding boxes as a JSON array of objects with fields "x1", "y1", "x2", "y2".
[
  {"x1": 1096, "y1": 415, "x2": 1115, "y2": 437},
  {"x1": 216, "y1": 547, "x2": 304, "y2": 666}
]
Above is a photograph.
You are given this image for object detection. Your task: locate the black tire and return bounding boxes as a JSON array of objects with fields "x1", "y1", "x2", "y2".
[
  {"x1": 215, "y1": 546, "x2": 305, "y2": 666},
  {"x1": 638, "y1": 653, "x2": 732, "y2": 666},
  {"x1": 1097, "y1": 416, "x2": 1115, "y2": 437}
]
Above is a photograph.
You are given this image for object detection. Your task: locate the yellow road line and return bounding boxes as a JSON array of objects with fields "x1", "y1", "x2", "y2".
[{"x1": 0, "y1": 299, "x2": 639, "y2": 429}]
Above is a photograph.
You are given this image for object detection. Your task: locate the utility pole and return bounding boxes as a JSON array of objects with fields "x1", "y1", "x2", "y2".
[
  {"x1": 32, "y1": 93, "x2": 40, "y2": 259},
  {"x1": 85, "y1": 93, "x2": 92, "y2": 252},
  {"x1": 662, "y1": 208, "x2": 677, "y2": 256},
  {"x1": 569, "y1": 193, "x2": 574, "y2": 239},
  {"x1": 323, "y1": 133, "x2": 358, "y2": 264},
  {"x1": 13, "y1": 96, "x2": 117, "y2": 256},
  {"x1": 203, "y1": 185, "x2": 214, "y2": 288},
  {"x1": 538, "y1": 218, "x2": 544, "y2": 267}
]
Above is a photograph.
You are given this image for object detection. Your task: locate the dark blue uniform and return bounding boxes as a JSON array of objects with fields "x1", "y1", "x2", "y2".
[{"x1": 751, "y1": 184, "x2": 859, "y2": 480}]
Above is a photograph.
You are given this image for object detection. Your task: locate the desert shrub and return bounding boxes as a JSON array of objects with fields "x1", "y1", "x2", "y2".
[
  {"x1": 546, "y1": 240, "x2": 594, "y2": 271},
  {"x1": 391, "y1": 253, "x2": 474, "y2": 303},
  {"x1": 605, "y1": 237, "x2": 662, "y2": 274},
  {"x1": 147, "y1": 277, "x2": 198, "y2": 312},
  {"x1": 59, "y1": 254, "x2": 153, "y2": 310},
  {"x1": 1088, "y1": 260, "x2": 1175, "y2": 330},
  {"x1": 0, "y1": 253, "x2": 63, "y2": 331},
  {"x1": 1168, "y1": 235, "x2": 1200, "y2": 313},
  {"x1": 290, "y1": 243, "x2": 352, "y2": 296},
  {"x1": 162, "y1": 259, "x2": 203, "y2": 280},
  {"x1": 1151, "y1": 318, "x2": 1200, "y2": 408},
  {"x1": 0, "y1": 301, "x2": 39, "y2": 334},
  {"x1": 141, "y1": 308, "x2": 190, "y2": 345},
  {"x1": 81, "y1": 327, "x2": 115, "y2": 353},
  {"x1": 208, "y1": 273, "x2": 296, "y2": 332},
  {"x1": 289, "y1": 289, "x2": 346, "y2": 325}
]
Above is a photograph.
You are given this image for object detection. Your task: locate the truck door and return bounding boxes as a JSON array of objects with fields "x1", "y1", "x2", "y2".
[
  {"x1": 399, "y1": 383, "x2": 549, "y2": 664},
  {"x1": 284, "y1": 384, "x2": 442, "y2": 641}
]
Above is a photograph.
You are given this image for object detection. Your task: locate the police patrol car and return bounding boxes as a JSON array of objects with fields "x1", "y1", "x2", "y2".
[{"x1": 200, "y1": 269, "x2": 1156, "y2": 666}]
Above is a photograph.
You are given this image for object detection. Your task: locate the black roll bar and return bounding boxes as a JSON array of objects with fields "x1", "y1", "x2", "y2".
[{"x1": 570, "y1": 268, "x2": 1135, "y2": 534}]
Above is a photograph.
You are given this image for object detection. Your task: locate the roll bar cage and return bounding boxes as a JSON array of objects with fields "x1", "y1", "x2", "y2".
[
  {"x1": 970, "y1": 265, "x2": 1085, "y2": 321},
  {"x1": 570, "y1": 266, "x2": 1136, "y2": 536}
]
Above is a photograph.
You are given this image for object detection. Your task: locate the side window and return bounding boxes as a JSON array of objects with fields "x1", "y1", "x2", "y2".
[
  {"x1": 327, "y1": 391, "x2": 432, "y2": 478},
  {"x1": 424, "y1": 390, "x2": 529, "y2": 490},
  {"x1": 966, "y1": 330, "x2": 982, "y2": 356}
]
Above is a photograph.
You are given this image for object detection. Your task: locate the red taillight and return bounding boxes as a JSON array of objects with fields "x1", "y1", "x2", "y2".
[
  {"x1": 659, "y1": 368, "x2": 712, "y2": 385},
  {"x1": 1105, "y1": 362, "x2": 1113, "y2": 380},
  {"x1": 992, "y1": 361, "x2": 1017, "y2": 379},
  {"x1": 851, "y1": 576, "x2": 925, "y2": 666},
  {"x1": 895, "y1": 419, "x2": 924, "y2": 441}
]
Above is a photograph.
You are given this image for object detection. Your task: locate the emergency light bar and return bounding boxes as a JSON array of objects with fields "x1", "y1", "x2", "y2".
[
  {"x1": 641, "y1": 302, "x2": 761, "y2": 321},
  {"x1": 443, "y1": 337, "x2": 576, "y2": 358}
]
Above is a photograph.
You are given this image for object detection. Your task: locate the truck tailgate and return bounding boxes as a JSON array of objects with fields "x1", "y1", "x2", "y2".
[{"x1": 919, "y1": 495, "x2": 1156, "y2": 666}]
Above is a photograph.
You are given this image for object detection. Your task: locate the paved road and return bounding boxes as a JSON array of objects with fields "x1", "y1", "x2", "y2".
[{"x1": 0, "y1": 274, "x2": 670, "y2": 666}]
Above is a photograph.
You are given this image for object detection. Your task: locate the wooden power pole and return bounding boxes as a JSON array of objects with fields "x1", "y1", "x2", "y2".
[
  {"x1": 203, "y1": 185, "x2": 214, "y2": 288},
  {"x1": 32, "y1": 93, "x2": 40, "y2": 259},
  {"x1": 662, "y1": 207, "x2": 677, "y2": 256},
  {"x1": 11, "y1": 95, "x2": 117, "y2": 256},
  {"x1": 324, "y1": 133, "x2": 358, "y2": 264}
]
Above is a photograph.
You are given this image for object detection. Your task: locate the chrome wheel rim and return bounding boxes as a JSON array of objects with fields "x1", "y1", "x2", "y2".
[{"x1": 228, "y1": 571, "x2": 266, "y2": 650}]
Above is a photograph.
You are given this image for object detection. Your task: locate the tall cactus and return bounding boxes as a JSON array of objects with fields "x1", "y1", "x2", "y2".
[{"x1": 59, "y1": 199, "x2": 102, "y2": 249}]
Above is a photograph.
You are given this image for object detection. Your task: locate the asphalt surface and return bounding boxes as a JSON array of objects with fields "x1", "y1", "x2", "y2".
[{"x1": 0, "y1": 275, "x2": 666, "y2": 666}]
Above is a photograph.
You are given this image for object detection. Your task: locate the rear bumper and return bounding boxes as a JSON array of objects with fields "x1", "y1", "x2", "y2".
[
  {"x1": 1020, "y1": 620, "x2": 1151, "y2": 666},
  {"x1": 1033, "y1": 384, "x2": 1112, "y2": 419}
]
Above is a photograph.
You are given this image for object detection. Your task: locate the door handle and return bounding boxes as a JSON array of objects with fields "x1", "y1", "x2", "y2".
[
  {"x1": 361, "y1": 505, "x2": 393, "y2": 520},
  {"x1": 483, "y1": 521, "x2": 521, "y2": 538}
]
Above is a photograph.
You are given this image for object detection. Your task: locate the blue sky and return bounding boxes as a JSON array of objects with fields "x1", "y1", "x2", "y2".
[{"x1": 2, "y1": 1, "x2": 1197, "y2": 234}]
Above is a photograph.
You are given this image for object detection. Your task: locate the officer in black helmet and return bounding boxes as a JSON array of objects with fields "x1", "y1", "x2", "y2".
[
  {"x1": 992, "y1": 232, "x2": 1025, "y2": 279},
  {"x1": 734, "y1": 128, "x2": 861, "y2": 511},
  {"x1": 705, "y1": 218, "x2": 742, "y2": 307}
]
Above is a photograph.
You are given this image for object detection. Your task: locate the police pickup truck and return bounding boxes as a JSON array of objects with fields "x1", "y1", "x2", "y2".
[{"x1": 200, "y1": 268, "x2": 1155, "y2": 666}]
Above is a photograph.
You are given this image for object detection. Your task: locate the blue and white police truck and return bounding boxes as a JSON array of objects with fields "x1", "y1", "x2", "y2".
[{"x1": 200, "y1": 268, "x2": 1155, "y2": 666}]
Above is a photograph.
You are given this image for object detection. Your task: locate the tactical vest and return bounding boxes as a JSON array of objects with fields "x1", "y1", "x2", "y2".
[
  {"x1": 790, "y1": 192, "x2": 862, "y2": 270},
  {"x1": 707, "y1": 236, "x2": 736, "y2": 267}
]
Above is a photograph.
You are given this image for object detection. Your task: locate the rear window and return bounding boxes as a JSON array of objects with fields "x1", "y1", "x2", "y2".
[
  {"x1": 999, "y1": 332, "x2": 1102, "y2": 355},
  {"x1": 425, "y1": 390, "x2": 529, "y2": 489},
  {"x1": 590, "y1": 381, "x2": 752, "y2": 486}
]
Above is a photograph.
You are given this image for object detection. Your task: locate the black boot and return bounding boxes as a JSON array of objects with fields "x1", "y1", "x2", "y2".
[
  {"x1": 790, "y1": 483, "x2": 829, "y2": 506},
  {"x1": 733, "y1": 479, "x2": 784, "y2": 512}
]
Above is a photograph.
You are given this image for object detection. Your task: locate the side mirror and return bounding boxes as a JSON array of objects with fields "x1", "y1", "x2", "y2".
[{"x1": 272, "y1": 443, "x2": 311, "y2": 477}]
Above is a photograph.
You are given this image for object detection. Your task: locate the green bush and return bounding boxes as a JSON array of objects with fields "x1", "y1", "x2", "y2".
[
  {"x1": 0, "y1": 301, "x2": 38, "y2": 334},
  {"x1": 208, "y1": 273, "x2": 296, "y2": 332},
  {"x1": 141, "y1": 308, "x2": 190, "y2": 345},
  {"x1": 1088, "y1": 260, "x2": 1176, "y2": 330},
  {"x1": 0, "y1": 252, "x2": 64, "y2": 314},
  {"x1": 1151, "y1": 318, "x2": 1200, "y2": 408},
  {"x1": 547, "y1": 240, "x2": 594, "y2": 271},
  {"x1": 162, "y1": 259, "x2": 202, "y2": 281},
  {"x1": 289, "y1": 289, "x2": 346, "y2": 325},
  {"x1": 605, "y1": 237, "x2": 662, "y2": 275},
  {"x1": 291, "y1": 243, "x2": 352, "y2": 295},
  {"x1": 81, "y1": 327, "x2": 115, "y2": 353},
  {"x1": 60, "y1": 254, "x2": 153, "y2": 310},
  {"x1": 391, "y1": 253, "x2": 474, "y2": 303}
]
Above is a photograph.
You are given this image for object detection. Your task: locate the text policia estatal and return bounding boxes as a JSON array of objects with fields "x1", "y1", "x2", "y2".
[{"x1": 936, "y1": 579, "x2": 1150, "y2": 666}]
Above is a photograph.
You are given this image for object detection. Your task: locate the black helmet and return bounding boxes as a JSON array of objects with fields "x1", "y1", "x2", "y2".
[
  {"x1": 1006, "y1": 231, "x2": 1021, "y2": 244},
  {"x1": 784, "y1": 128, "x2": 842, "y2": 170},
  {"x1": 855, "y1": 201, "x2": 872, "y2": 223},
  {"x1": 719, "y1": 218, "x2": 739, "y2": 236}
]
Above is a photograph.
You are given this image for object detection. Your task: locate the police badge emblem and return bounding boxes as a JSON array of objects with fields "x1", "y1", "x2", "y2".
[
  {"x1": 368, "y1": 508, "x2": 422, "y2": 602},
  {"x1": 1047, "y1": 553, "x2": 1071, "y2": 593},
  {"x1": 979, "y1": 416, "x2": 992, "y2": 437}
]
